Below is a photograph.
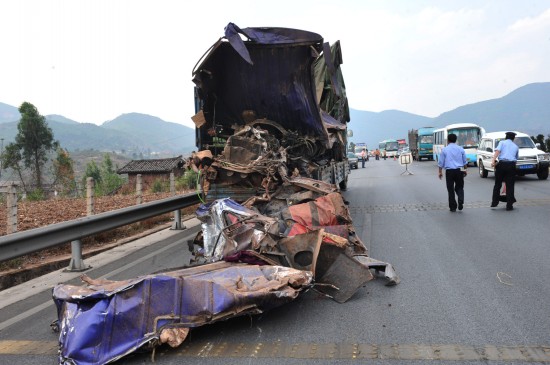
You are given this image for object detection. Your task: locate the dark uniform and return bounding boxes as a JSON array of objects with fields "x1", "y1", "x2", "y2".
[{"x1": 491, "y1": 132, "x2": 519, "y2": 211}]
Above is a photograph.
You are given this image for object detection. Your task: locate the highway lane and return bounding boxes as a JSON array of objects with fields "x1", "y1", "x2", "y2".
[{"x1": 1, "y1": 158, "x2": 550, "y2": 364}]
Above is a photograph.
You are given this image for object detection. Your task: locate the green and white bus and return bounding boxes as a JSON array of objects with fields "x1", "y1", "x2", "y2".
[{"x1": 378, "y1": 139, "x2": 399, "y2": 158}]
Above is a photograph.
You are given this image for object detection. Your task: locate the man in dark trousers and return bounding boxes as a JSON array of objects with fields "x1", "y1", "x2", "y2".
[
  {"x1": 491, "y1": 131, "x2": 519, "y2": 211},
  {"x1": 437, "y1": 133, "x2": 468, "y2": 212}
]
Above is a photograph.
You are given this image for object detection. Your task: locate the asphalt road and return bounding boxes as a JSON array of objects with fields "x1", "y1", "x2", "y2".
[{"x1": 1, "y1": 158, "x2": 550, "y2": 365}]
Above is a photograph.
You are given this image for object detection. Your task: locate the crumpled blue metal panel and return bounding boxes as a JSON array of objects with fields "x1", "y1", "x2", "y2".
[{"x1": 52, "y1": 262, "x2": 312, "y2": 365}]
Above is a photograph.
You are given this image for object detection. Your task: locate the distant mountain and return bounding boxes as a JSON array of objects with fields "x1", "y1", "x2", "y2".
[
  {"x1": 435, "y1": 83, "x2": 550, "y2": 136},
  {"x1": 0, "y1": 102, "x2": 19, "y2": 124},
  {"x1": 102, "y1": 113, "x2": 196, "y2": 154},
  {"x1": 1, "y1": 81, "x2": 549, "y2": 156},
  {"x1": 348, "y1": 82, "x2": 550, "y2": 149},
  {"x1": 0, "y1": 109, "x2": 196, "y2": 157},
  {"x1": 348, "y1": 109, "x2": 432, "y2": 150},
  {"x1": 46, "y1": 114, "x2": 80, "y2": 125},
  {"x1": 48, "y1": 121, "x2": 139, "y2": 152}
]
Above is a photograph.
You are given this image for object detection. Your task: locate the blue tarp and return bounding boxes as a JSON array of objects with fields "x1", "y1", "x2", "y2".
[{"x1": 193, "y1": 23, "x2": 328, "y2": 147}]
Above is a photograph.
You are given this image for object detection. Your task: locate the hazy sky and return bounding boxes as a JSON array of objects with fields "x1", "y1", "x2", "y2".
[{"x1": 1, "y1": 0, "x2": 550, "y2": 128}]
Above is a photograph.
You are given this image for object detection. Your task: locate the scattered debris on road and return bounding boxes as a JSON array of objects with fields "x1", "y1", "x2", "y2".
[{"x1": 51, "y1": 23, "x2": 399, "y2": 365}]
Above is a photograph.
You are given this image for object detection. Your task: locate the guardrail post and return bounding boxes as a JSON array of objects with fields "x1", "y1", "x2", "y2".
[
  {"x1": 66, "y1": 178, "x2": 93, "y2": 271},
  {"x1": 170, "y1": 172, "x2": 175, "y2": 196},
  {"x1": 66, "y1": 239, "x2": 89, "y2": 272},
  {"x1": 6, "y1": 184, "x2": 17, "y2": 234},
  {"x1": 170, "y1": 172, "x2": 183, "y2": 230},
  {"x1": 86, "y1": 177, "x2": 94, "y2": 215},
  {"x1": 136, "y1": 174, "x2": 142, "y2": 205}
]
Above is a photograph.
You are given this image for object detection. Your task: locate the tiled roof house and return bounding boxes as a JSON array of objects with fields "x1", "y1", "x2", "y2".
[{"x1": 117, "y1": 156, "x2": 184, "y2": 188}]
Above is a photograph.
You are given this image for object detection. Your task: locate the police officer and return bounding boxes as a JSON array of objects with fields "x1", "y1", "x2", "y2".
[
  {"x1": 438, "y1": 133, "x2": 468, "y2": 212},
  {"x1": 491, "y1": 131, "x2": 519, "y2": 211}
]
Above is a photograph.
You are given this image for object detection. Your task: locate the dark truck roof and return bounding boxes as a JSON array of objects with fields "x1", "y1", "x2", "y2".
[{"x1": 192, "y1": 23, "x2": 349, "y2": 150}]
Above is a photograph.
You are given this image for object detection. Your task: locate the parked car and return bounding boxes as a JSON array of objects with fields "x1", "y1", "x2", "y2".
[
  {"x1": 347, "y1": 152, "x2": 359, "y2": 169},
  {"x1": 477, "y1": 131, "x2": 550, "y2": 180}
]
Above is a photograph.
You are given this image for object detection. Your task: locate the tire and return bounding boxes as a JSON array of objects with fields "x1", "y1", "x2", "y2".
[
  {"x1": 537, "y1": 168, "x2": 549, "y2": 180},
  {"x1": 479, "y1": 161, "x2": 488, "y2": 178},
  {"x1": 339, "y1": 177, "x2": 348, "y2": 190}
]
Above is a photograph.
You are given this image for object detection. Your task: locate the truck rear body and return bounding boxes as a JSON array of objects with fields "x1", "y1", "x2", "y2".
[
  {"x1": 191, "y1": 23, "x2": 350, "y2": 200},
  {"x1": 409, "y1": 127, "x2": 435, "y2": 161}
]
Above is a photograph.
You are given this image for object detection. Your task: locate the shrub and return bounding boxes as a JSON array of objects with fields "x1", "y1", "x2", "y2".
[
  {"x1": 178, "y1": 169, "x2": 199, "y2": 190},
  {"x1": 151, "y1": 178, "x2": 167, "y2": 193},
  {"x1": 26, "y1": 189, "x2": 45, "y2": 201}
]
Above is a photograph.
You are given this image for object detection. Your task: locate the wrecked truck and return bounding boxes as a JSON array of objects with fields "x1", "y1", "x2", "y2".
[
  {"x1": 186, "y1": 22, "x2": 399, "y2": 300},
  {"x1": 51, "y1": 23, "x2": 399, "y2": 365},
  {"x1": 190, "y1": 22, "x2": 351, "y2": 200},
  {"x1": 187, "y1": 24, "x2": 398, "y2": 303}
]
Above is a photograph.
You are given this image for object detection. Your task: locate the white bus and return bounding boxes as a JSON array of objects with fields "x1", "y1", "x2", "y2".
[
  {"x1": 378, "y1": 139, "x2": 399, "y2": 158},
  {"x1": 433, "y1": 123, "x2": 486, "y2": 166}
]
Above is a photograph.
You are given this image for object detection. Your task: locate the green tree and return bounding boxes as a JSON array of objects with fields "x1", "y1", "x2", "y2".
[
  {"x1": 82, "y1": 154, "x2": 125, "y2": 195},
  {"x1": 100, "y1": 153, "x2": 124, "y2": 194},
  {"x1": 536, "y1": 134, "x2": 547, "y2": 152},
  {"x1": 83, "y1": 160, "x2": 102, "y2": 185},
  {"x1": 15, "y1": 102, "x2": 58, "y2": 189},
  {"x1": 531, "y1": 135, "x2": 547, "y2": 151},
  {"x1": 101, "y1": 153, "x2": 116, "y2": 175},
  {"x1": 52, "y1": 147, "x2": 76, "y2": 196},
  {"x1": 1, "y1": 142, "x2": 28, "y2": 191}
]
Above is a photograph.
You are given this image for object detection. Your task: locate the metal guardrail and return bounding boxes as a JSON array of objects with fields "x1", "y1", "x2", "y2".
[{"x1": 0, "y1": 192, "x2": 201, "y2": 263}]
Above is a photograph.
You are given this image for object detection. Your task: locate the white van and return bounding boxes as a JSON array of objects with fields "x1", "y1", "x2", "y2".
[{"x1": 477, "y1": 131, "x2": 550, "y2": 180}]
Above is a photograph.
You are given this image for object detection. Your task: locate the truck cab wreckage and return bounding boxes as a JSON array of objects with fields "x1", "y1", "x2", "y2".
[{"x1": 52, "y1": 23, "x2": 399, "y2": 365}]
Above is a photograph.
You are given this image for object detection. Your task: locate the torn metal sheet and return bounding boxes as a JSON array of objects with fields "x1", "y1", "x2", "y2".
[
  {"x1": 277, "y1": 229, "x2": 323, "y2": 273},
  {"x1": 52, "y1": 262, "x2": 312, "y2": 365},
  {"x1": 191, "y1": 191, "x2": 398, "y2": 303},
  {"x1": 314, "y1": 246, "x2": 374, "y2": 303},
  {"x1": 355, "y1": 256, "x2": 401, "y2": 286},
  {"x1": 281, "y1": 191, "x2": 352, "y2": 236},
  {"x1": 195, "y1": 198, "x2": 279, "y2": 262}
]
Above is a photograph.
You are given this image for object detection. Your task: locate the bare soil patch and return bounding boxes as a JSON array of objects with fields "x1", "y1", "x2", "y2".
[{"x1": 0, "y1": 192, "x2": 199, "y2": 290}]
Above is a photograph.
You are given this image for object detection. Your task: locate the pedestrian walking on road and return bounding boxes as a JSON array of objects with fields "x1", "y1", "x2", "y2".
[
  {"x1": 491, "y1": 131, "x2": 519, "y2": 211},
  {"x1": 375, "y1": 149, "x2": 380, "y2": 160},
  {"x1": 437, "y1": 133, "x2": 468, "y2": 212},
  {"x1": 360, "y1": 148, "x2": 367, "y2": 168}
]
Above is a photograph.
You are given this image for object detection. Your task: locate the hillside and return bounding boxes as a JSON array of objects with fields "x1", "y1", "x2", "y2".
[
  {"x1": 0, "y1": 102, "x2": 19, "y2": 124},
  {"x1": 348, "y1": 109, "x2": 432, "y2": 150},
  {"x1": 49, "y1": 121, "x2": 140, "y2": 153},
  {"x1": 102, "y1": 113, "x2": 196, "y2": 155},
  {"x1": 2, "y1": 82, "x2": 550, "y2": 156},
  {"x1": 435, "y1": 83, "x2": 550, "y2": 136},
  {"x1": 0, "y1": 111, "x2": 196, "y2": 157},
  {"x1": 46, "y1": 114, "x2": 80, "y2": 125},
  {"x1": 348, "y1": 82, "x2": 550, "y2": 149}
]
